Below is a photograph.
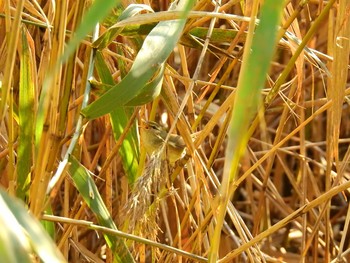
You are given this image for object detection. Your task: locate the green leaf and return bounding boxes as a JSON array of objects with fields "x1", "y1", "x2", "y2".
[
  {"x1": 69, "y1": 155, "x2": 135, "y2": 262},
  {"x1": 0, "y1": 189, "x2": 66, "y2": 263},
  {"x1": 109, "y1": 107, "x2": 139, "y2": 184},
  {"x1": 125, "y1": 63, "x2": 165, "y2": 106},
  {"x1": 42, "y1": 205, "x2": 56, "y2": 240},
  {"x1": 94, "y1": 51, "x2": 139, "y2": 184},
  {"x1": 227, "y1": 1, "x2": 284, "y2": 153},
  {"x1": 82, "y1": 1, "x2": 193, "y2": 120},
  {"x1": 61, "y1": 0, "x2": 120, "y2": 63},
  {"x1": 208, "y1": 1, "x2": 284, "y2": 261},
  {"x1": 93, "y1": 4, "x2": 154, "y2": 50},
  {"x1": 17, "y1": 26, "x2": 35, "y2": 200}
]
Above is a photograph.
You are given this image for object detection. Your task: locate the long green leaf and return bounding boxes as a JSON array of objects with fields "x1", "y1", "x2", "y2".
[
  {"x1": 208, "y1": 1, "x2": 284, "y2": 262},
  {"x1": 93, "y1": 4, "x2": 154, "y2": 50},
  {"x1": 95, "y1": 51, "x2": 139, "y2": 183},
  {"x1": 125, "y1": 63, "x2": 165, "y2": 106},
  {"x1": 0, "y1": 196, "x2": 32, "y2": 263},
  {"x1": 81, "y1": 0, "x2": 193, "y2": 119},
  {"x1": 61, "y1": 0, "x2": 120, "y2": 63},
  {"x1": 0, "y1": 189, "x2": 66, "y2": 263},
  {"x1": 69, "y1": 155, "x2": 135, "y2": 262},
  {"x1": 17, "y1": 26, "x2": 35, "y2": 200}
]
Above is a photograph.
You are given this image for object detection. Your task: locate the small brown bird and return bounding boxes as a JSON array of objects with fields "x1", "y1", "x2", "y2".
[{"x1": 140, "y1": 121, "x2": 186, "y2": 164}]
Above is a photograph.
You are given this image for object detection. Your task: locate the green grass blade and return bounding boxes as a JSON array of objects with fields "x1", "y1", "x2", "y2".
[
  {"x1": 208, "y1": 1, "x2": 284, "y2": 262},
  {"x1": 82, "y1": 0, "x2": 194, "y2": 120},
  {"x1": 95, "y1": 51, "x2": 139, "y2": 183},
  {"x1": 61, "y1": 0, "x2": 120, "y2": 64},
  {"x1": 0, "y1": 196, "x2": 32, "y2": 263},
  {"x1": 17, "y1": 27, "x2": 35, "y2": 200},
  {"x1": 69, "y1": 155, "x2": 135, "y2": 262},
  {"x1": 226, "y1": 4, "x2": 284, "y2": 158},
  {"x1": 93, "y1": 4, "x2": 154, "y2": 50},
  {"x1": 0, "y1": 189, "x2": 67, "y2": 263},
  {"x1": 125, "y1": 63, "x2": 165, "y2": 106}
]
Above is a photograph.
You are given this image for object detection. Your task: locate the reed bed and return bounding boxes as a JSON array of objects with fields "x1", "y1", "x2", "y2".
[{"x1": 1, "y1": 0, "x2": 350, "y2": 262}]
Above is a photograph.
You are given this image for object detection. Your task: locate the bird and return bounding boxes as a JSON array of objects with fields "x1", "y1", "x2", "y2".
[{"x1": 140, "y1": 120, "x2": 186, "y2": 164}]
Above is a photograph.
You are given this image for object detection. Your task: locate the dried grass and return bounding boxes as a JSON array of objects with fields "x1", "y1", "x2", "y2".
[{"x1": 1, "y1": 0, "x2": 350, "y2": 262}]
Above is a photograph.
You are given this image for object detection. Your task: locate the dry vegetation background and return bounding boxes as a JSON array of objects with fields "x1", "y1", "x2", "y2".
[{"x1": 1, "y1": 0, "x2": 350, "y2": 262}]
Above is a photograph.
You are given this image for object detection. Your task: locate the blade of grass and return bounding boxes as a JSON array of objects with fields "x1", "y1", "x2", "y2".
[
  {"x1": 17, "y1": 26, "x2": 36, "y2": 200},
  {"x1": 61, "y1": 0, "x2": 120, "y2": 64},
  {"x1": 94, "y1": 51, "x2": 140, "y2": 183},
  {"x1": 208, "y1": 1, "x2": 284, "y2": 262},
  {"x1": 0, "y1": 198, "x2": 32, "y2": 263},
  {"x1": 82, "y1": 0, "x2": 194, "y2": 119},
  {"x1": 0, "y1": 189, "x2": 67, "y2": 263},
  {"x1": 93, "y1": 4, "x2": 154, "y2": 50},
  {"x1": 69, "y1": 155, "x2": 134, "y2": 262}
]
